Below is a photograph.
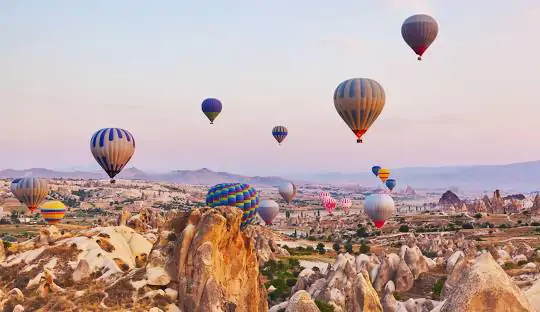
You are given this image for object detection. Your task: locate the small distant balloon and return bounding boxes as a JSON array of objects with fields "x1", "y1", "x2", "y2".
[
  {"x1": 364, "y1": 193, "x2": 395, "y2": 228},
  {"x1": 40, "y1": 200, "x2": 66, "y2": 225},
  {"x1": 272, "y1": 126, "x2": 288, "y2": 145},
  {"x1": 334, "y1": 78, "x2": 385, "y2": 143},
  {"x1": 323, "y1": 197, "x2": 337, "y2": 214},
  {"x1": 17, "y1": 177, "x2": 49, "y2": 213},
  {"x1": 401, "y1": 14, "x2": 439, "y2": 61},
  {"x1": 278, "y1": 181, "x2": 297, "y2": 204},
  {"x1": 201, "y1": 98, "x2": 223, "y2": 124},
  {"x1": 372, "y1": 166, "x2": 381, "y2": 177},
  {"x1": 340, "y1": 198, "x2": 352, "y2": 214},
  {"x1": 258, "y1": 199, "x2": 280, "y2": 225},
  {"x1": 90, "y1": 128, "x2": 135, "y2": 184},
  {"x1": 385, "y1": 179, "x2": 396, "y2": 191},
  {"x1": 377, "y1": 168, "x2": 391, "y2": 183}
]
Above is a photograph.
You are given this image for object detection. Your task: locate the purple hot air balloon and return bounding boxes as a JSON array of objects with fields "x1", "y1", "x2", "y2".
[
  {"x1": 401, "y1": 14, "x2": 439, "y2": 61},
  {"x1": 201, "y1": 98, "x2": 223, "y2": 124}
]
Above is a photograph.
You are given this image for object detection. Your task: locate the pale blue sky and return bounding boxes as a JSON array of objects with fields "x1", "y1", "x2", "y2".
[{"x1": 1, "y1": 0, "x2": 539, "y2": 175}]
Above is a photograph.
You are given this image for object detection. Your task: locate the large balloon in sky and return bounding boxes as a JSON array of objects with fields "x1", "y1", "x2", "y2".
[
  {"x1": 385, "y1": 179, "x2": 396, "y2": 191},
  {"x1": 334, "y1": 78, "x2": 385, "y2": 143},
  {"x1": 340, "y1": 198, "x2": 352, "y2": 214},
  {"x1": 364, "y1": 193, "x2": 395, "y2": 229},
  {"x1": 40, "y1": 200, "x2": 66, "y2": 225},
  {"x1": 90, "y1": 128, "x2": 135, "y2": 184},
  {"x1": 205, "y1": 183, "x2": 259, "y2": 228},
  {"x1": 17, "y1": 177, "x2": 49, "y2": 213},
  {"x1": 258, "y1": 199, "x2": 280, "y2": 225},
  {"x1": 323, "y1": 197, "x2": 337, "y2": 214},
  {"x1": 272, "y1": 126, "x2": 288, "y2": 145},
  {"x1": 372, "y1": 166, "x2": 381, "y2": 177},
  {"x1": 401, "y1": 14, "x2": 439, "y2": 61},
  {"x1": 278, "y1": 181, "x2": 297, "y2": 204},
  {"x1": 377, "y1": 168, "x2": 391, "y2": 183},
  {"x1": 201, "y1": 98, "x2": 222, "y2": 124}
]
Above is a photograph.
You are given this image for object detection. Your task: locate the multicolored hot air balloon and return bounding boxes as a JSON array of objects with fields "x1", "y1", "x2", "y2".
[
  {"x1": 323, "y1": 197, "x2": 337, "y2": 214},
  {"x1": 372, "y1": 166, "x2": 381, "y2": 177},
  {"x1": 90, "y1": 128, "x2": 135, "y2": 184},
  {"x1": 40, "y1": 200, "x2": 66, "y2": 225},
  {"x1": 364, "y1": 193, "x2": 395, "y2": 229},
  {"x1": 201, "y1": 98, "x2": 222, "y2": 124},
  {"x1": 334, "y1": 78, "x2": 385, "y2": 143},
  {"x1": 401, "y1": 14, "x2": 439, "y2": 61},
  {"x1": 258, "y1": 199, "x2": 279, "y2": 225},
  {"x1": 278, "y1": 181, "x2": 297, "y2": 204},
  {"x1": 272, "y1": 126, "x2": 288, "y2": 145},
  {"x1": 377, "y1": 168, "x2": 390, "y2": 183},
  {"x1": 205, "y1": 183, "x2": 259, "y2": 228},
  {"x1": 340, "y1": 198, "x2": 352, "y2": 214},
  {"x1": 319, "y1": 191, "x2": 330, "y2": 202},
  {"x1": 385, "y1": 179, "x2": 396, "y2": 192},
  {"x1": 17, "y1": 177, "x2": 49, "y2": 213}
]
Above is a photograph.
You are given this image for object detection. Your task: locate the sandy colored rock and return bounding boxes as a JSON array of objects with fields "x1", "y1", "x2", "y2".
[
  {"x1": 286, "y1": 290, "x2": 320, "y2": 312},
  {"x1": 351, "y1": 270, "x2": 383, "y2": 312},
  {"x1": 72, "y1": 259, "x2": 91, "y2": 282},
  {"x1": 440, "y1": 253, "x2": 533, "y2": 312},
  {"x1": 394, "y1": 259, "x2": 414, "y2": 292}
]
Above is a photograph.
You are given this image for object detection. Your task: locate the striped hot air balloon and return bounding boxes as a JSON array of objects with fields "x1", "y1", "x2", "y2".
[
  {"x1": 17, "y1": 177, "x2": 49, "y2": 213},
  {"x1": 340, "y1": 198, "x2": 352, "y2": 214},
  {"x1": 364, "y1": 194, "x2": 395, "y2": 228},
  {"x1": 334, "y1": 78, "x2": 385, "y2": 143},
  {"x1": 401, "y1": 14, "x2": 439, "y2": 61},
  {"x1": 385, "y1": 179, "x2": 397, "y2": 192},
  {"x1": 201, "y1": 98, "x2": 223, "y2": 124},
  {"x1": 372, "y1": 166, "x2": 381, "y2": 177},
  {"x1": 205, "y1": 183, "x2": 259, "y2": 228},
  {"x1": 258, "y1": 199, "x2": 279, "y2": 225},
  {"x1": 272, "y1": 126, "x2": 288, "y2": 145},
  {"x1": 377, "y1": 168, "x2": 391, "y2": 183},
  {"x1": 278, "y1": 181, "x2": 297, "y2": 204},
  {"x1": 40, "y1": 200, "x2": 66, "y2": 225},
  {"x1": 10, "y1": 178, "x2": 22, "y2": 200},
  {"x1": 90, "y1": 128, "x2": 135, "y2": 184},
  {"x1": 319, "y1": 191, "x2": 330, "y2": 200},
  {"x1": 323, "y1": 197, "x2": 337, "y2": 214}
]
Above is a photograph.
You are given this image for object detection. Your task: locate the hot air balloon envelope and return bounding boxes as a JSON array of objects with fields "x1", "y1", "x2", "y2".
[
  {"x1": 377, "y1": 168, "x2": 391, "y2": 183},
  {"x1": 278, "y1": 181, "x2": 297, "y2": 204},
  {"x1": 334, "y1": 78, "x2": 385, "y2": 143},
  {"x1": 90, "y1": 128, "x2": 135, "y2": 184},
  {"x1": 40, "y1": 200, "x2": 66, "y2": 225},
  {"x1": 364, "y1": 193, "x2": 395, "y2": 229},
  {"x1": 272, "y1": 126, "x2": 288, "y2": 145},
  {"x1": 386, "y1": 179, "x2": 396, "y2": 191},
  {"x1": 17, "y1": 177, "x2": 49, "y2": 213},
  {"x1": 202, "y1": 98, "x2": 223, "y2": 124},
  {"x1": 401, "y1": 14, "x2": 439, "y2": 60},
  {"x1": 258, "y1": 199, "x2": 280, "y2": 225},
  {"x1": 206, "y1": 183, "x2": 259, "y2": 228},
  {"x1": 372, "y1": 166, "x2": 381, "y2": 177}
]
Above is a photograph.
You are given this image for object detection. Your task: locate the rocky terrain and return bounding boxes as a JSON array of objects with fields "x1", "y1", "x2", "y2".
[{"x1": 1, "y1": 206, "x2": 540, "y2": 311}]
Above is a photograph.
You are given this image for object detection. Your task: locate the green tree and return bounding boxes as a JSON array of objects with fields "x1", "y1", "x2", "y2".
[
  {"x1": 344, "y1": 242, "x2": 353, "y2": 253},
  {"x1": 316, "y1": 243, "x2": 326, "y2": 254},
  {"x1": 398, "y1": 225, "x2": 409, "y2": 233},
  {"x1": 359, "y1": 242, "x2": 370, "y2": 254},
  {"x1": 332, "y1": 243, "x2": 341, "y2": 253}
]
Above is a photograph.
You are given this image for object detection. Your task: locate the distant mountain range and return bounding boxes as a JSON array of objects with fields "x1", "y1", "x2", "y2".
[
  {"x1": 0, "y1": 167, "x2": 291, "y2": 187},
  {"x1": 2, "y1": 160, "x2": 540, "y2": 191},
  {"x1": 288, "y1": 160, "x2": 540, "y2": 192}
]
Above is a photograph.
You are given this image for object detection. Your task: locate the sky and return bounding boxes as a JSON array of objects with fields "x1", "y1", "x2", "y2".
[{"x1": 1, "y1": 0, "x2": 540, "y2": 176}]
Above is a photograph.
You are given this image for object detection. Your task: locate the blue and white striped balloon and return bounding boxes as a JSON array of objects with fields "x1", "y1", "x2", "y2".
[{"x1": 90, "y1": 128, "x2": 135, "y2": 183}]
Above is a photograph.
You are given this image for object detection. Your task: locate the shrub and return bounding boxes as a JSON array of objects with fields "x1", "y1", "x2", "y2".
[
  {"x1": 333, "y1": 243, "x2": 341, "y2": 253},
  {"x1": 288, "y1": 258, "x2": 300, "y2": 267},
  {"x1": 432, "y1": 277, "x2": 446, "y2": 300},
  {"x1": 286, "y1": 278, "x2": 297, "y2": 287},
  {"x1": 398, "y1": 225, "x2": 409, "y2": 233},
  {"x1": 167, "y1": 232, "x2": 177, "y2": 241},
  {"x1": 393, "y1": 292, "x2": 403, "y2": 300},
  {"x1": 499, "y1": 224, "x2": 508, "y2": 229},
  {"x1": 517, "y1": 220, "x2": 523, "y2": 225},
  {"x1": 359, "y1": 243, "x2": 370, "y2": 254},
  {"x1": 316, "y1": 243, "x2": 326, "y2": 255},
  {"x1": 474, "y1": 213, "x2": 482, "y2": 219},
  {"x1": 422, "y1": 250, "x2": 437, "y2": 258},
  {"x1": 462, "y1": 223, "x2": 474, "y2": 229},
  {"x1": 532, "y1": 222, "x2": 540, "y2": 226},
  {"x1": 344, "y1": 242, "x2": 353, "y2": 253},
  {"x1": 518, "y1": 260, "x2": 528, "y2": 266},
  {"x1": 312, "y1": 266, "x2": 320, "y2": 272},
  {"x1": 503, "y1": 262, "x2": 517, "y2": 270},
  {"x1": 315, "y1": 300, "x2": 335, "y2": 312},
  {"x1": 2, "y1": 241, "x2": 11, "y2": 249}
]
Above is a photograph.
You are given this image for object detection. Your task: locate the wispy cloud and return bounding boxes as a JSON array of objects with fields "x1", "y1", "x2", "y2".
[{"x1": 383, "y1": 0, "x2": 435, "y2": 15}]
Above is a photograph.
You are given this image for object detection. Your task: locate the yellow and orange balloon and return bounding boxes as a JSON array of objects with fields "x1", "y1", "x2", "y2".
[{"x1": 39, "y1": 201, "x2": 66, "y2": 225}]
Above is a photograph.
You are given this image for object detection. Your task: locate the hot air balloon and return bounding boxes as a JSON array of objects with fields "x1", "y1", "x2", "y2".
[
  {"x1": 401, "y1": 14, "x2": 439, "y2": 61},
  {"x1": 258, "y1": 199, "x2": 280, "y2": 225},
  {"x1": 372, "y1": 166, "x2": 381, "y2": 177},
  {"x1": 364, "y1": 193, "x2": 395, "y2": 228},
  {"x1": 323, "y1": 197, "x2": 337, "y2": 214},
  {"x1": 10, "y1": 178, "x2": 22, "y2": 198},
  {"x1": 378, "y1": 168, "x2": 390, "y2": 183},
  {"x1": 90, "y1": 128, "x2": 135, "y2": 184},
  {"x1": 319, "y1": 191, "x2": 330, "y2": 200},
  {"x1": 201, "y1": 98, "x2": 222, "y2": 124},
  {"x1": 334, "y1": 78, "x2": 385, "y2": 143},
  {"x1": 17, "y1": 177, "x2": 49, "y2": 213},
  {"x1": 278, "y1": 181, "x2": 297, "y2": 204},
  {"x1": 40, "y1": 200, "x2": 66, "y2": 225},
  {"x1": 385, "y1": 179, "x2": 396, "y2": 191},
  {"x1": 206, "y1": 183, "x2": 259, "y2": 228},
  {"x1": 340, "y1": 198, "x2": 352, "y2": 214},
  {"x1": 272, "y1": 126, "x2": 288, "y2": 145}
]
